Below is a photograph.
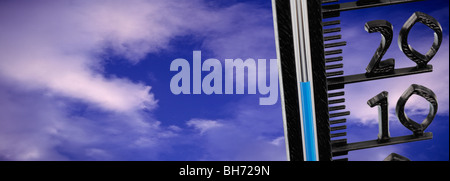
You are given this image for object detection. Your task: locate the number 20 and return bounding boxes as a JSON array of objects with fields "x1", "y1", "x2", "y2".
[{"x1": 365, "y1": 12, "x2": 443, "y2": 75}]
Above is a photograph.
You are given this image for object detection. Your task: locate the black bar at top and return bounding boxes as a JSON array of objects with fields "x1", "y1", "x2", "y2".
[{"x1": 322, "y1": 0, "x2": 425, "y2": 13}]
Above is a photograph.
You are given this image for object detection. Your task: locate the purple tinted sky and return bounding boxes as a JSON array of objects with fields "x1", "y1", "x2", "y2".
[{"x1": 0, "y1": 0, "x2": 447, "y2": 161}]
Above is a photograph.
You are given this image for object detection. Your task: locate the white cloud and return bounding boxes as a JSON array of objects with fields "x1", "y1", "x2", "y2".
[
  {"x1": 186, "y1": 119, "x2": 223, "y2": 134},
  {"x1": 0, "y1": 0, "x2": 224, "y2": 113},
  {"x1": 0, "y1": 0, "x2": 278, "y2": 112},
  {"x1": 270, "y1": 136, "x2": 285, "y2": 146},
  {"x1": 0, "y1": 0, "x2": 171, "y2": 112},
  {"x1": 183, "y1": 97, "x2": 286, "y2": 161},
  {"x1": 0, "y1": 80, "x2": 177, "y2": 160}
]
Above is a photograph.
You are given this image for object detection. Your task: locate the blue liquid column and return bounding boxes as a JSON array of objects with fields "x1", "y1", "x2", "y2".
[{"x1": 300, "y1": 82, "x2": 318, "y2": 161}]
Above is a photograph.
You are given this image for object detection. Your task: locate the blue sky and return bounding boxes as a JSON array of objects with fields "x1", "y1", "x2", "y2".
[{"x1": 0, "y1": 0, "x2": 447, "y2": 161}]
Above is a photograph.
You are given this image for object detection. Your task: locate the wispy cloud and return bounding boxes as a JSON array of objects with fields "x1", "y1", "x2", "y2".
[
  {"x1": 0, "y1": 79, "x2": 174, "y2": 160},
  {"x1": 187, "y1": 119, "x2": 224, "y2": 134},
  {"x1": 183, "y1": 97, "x2": 286, "y2": 161},
  {"x1": 0, "y1": 0, "x2": 178, "y2": 112}
]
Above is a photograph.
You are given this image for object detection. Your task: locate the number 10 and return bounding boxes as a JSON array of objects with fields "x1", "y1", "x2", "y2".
[{"x1": 368, "y1": 84, "x2": 438, "y2": 143}]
